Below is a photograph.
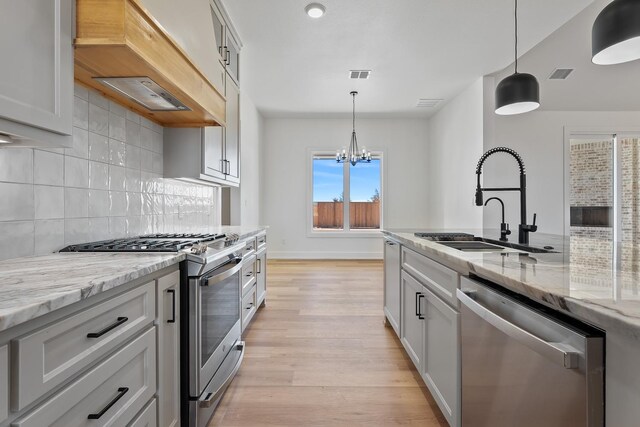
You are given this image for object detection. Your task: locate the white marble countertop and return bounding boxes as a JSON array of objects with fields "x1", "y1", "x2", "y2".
[
  {"x1": 0, "y1": 226, "x2": 268, "y2": 333},
  {"x1": 383, "y1": 229, "x2": 640, "y2": 340}
]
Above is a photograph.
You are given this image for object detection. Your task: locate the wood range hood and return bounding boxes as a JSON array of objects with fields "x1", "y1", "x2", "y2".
[{"x1": 74, "y1": 0, "x2": 225, "y2": 127}]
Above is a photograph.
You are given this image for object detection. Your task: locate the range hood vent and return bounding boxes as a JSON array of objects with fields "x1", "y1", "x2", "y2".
[
  {"x1": 95, "y1": 77, "x2": 190, "y2": 112},
  {"x1": 74, "y1": 0, "x2": 225, "y2": 127}
]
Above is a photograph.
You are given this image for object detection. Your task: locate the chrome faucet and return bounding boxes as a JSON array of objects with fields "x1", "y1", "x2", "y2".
[
  {"x1": 475, "y1": 147, "x2": 537, "y2": 245},
  {"x1": 484, "y1": 197, "x2": 511, "y2": 242}
]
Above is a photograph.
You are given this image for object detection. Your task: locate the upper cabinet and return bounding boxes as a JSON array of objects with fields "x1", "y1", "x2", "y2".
[
  {"x1": 210, "y1": 1, "x2": 241, "y2": 85},
  {"x1": 164, "y1": 0, "x2": 242, "y2": 187},
  {"x1": 74, "y1": 0, "x2": 226, "y2": 127},
  {"x1": 0, "y1": 0, "x2": 73, "y2": 147}
]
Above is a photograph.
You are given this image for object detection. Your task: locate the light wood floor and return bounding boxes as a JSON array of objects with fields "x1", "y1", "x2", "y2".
[{"x1": 210, "y1": 260, "x2": 448, "y2": 427}]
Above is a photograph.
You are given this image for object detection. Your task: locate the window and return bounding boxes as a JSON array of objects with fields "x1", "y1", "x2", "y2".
[{"x1": 311, "y1": 153, "x2": 382, "y2": 233}]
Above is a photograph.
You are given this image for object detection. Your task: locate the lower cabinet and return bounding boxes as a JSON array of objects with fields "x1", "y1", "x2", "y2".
[
  {"x1": 400, "y1": 264, "x2": 460, "y2": 427},
  {"x1": 241, "y1": 285, "x2": 257, "y2": 333},
  {"x1": 0, "y1": 344, "x2": 7, "y2": 424},
  {"x1": 156, "y1": 272, "x2": 180, "y2": 427},
  {"x1": 384, "y1": 238, "x2": 401, "y2": 336},
  {"x1": 400, "y1": 271, "x2": 425, "y2": 368},
  {"x1": 2, "y1": 267, "x2": 179, "y2": 427},
  {"x1": 256, "y1": 248, "x2": 267, "y2": 306},
  {"x1": 13, "y1": 328, "x2": 156, "y2": 427}
]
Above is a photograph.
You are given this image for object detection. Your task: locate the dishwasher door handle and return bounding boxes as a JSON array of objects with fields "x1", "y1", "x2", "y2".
[{"x1": 457, "y1": 289, "x2": 580, "y2": 369}]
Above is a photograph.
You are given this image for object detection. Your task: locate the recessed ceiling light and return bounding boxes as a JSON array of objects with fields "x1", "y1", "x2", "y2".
[{"x1": 305, "y1": 3, "x2": 325, "y2": 18}]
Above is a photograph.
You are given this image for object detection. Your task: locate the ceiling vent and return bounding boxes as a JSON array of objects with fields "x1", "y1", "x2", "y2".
[
  {"x1": 349, "y1": 70, "x2": 371, "y2": 79},
  {"x1": 416, "y1": 99, "x2": 443, "y2": 108},
  {"x1": 548, "y1": 68, "x2": 574, "y2": 80}
]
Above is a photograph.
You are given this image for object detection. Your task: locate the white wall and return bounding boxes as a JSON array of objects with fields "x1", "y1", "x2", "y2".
[
  {"x1": 262, "y1": 118, "x2": 430, "y2": 259},
  {"x1": 229, "y1": 92, "x2": 264, "y2": 225},
  {"x1": 426, "y1": 78, "x2": 485, "y2": 229},
  {"x1": 483, "y1": 109, "x2": 640, "y2": 235}
]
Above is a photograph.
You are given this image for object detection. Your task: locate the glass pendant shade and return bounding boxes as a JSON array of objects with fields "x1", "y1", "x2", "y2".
[
  {"x1": 495, "y1": 72, "x2": 540, "y2": 115},
  {"x1": 592, "y1": 0, "x2": 640, "y2": 65}
]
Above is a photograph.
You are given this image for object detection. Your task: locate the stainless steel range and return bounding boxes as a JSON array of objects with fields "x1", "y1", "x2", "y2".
[{"x1": 61, "y1": 232, "x2": 247, "y2": 427}]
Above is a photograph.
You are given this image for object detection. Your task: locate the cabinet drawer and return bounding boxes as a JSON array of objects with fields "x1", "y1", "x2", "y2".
[
  {"x1": 256, "y1": 233, "x2": 267, "y2": 250},
  {"x1": 13, "y1": 282, "x2": 155, "y2": 410},
  {"x1": 241, "y1": 285, "x2": 257, "y2": 333},
  {"x1": 128, "y1": 398, "x2": 156, "y2": 427},
  {"x1": 13, "y1": 327, "x2": 156, "y2": 427},
  {"x1": 0, "y1": 344, "x2": 7, "y2": 423},
  {"x1": 242, "y1": 238, "x2": 256, "y2": 256},
  {"x1": 241, "y1": 255, "x2": 256, "y2": 296},
  {"x1": 402, "y1": 247, "x2": 459, "y2": 307}
]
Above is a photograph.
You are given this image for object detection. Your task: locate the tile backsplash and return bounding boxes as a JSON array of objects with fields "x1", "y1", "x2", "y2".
[{"x1": 0, "y1": 84, "x2": 220, "y2": 261}]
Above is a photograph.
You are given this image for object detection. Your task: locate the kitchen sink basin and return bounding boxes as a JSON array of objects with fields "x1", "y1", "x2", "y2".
[
  {"x1": 436, "y1": 241, "x2": 508, "y2": 252},
  {"x1": 414, "y1": 233, "x2": 558, "y2": 254}
]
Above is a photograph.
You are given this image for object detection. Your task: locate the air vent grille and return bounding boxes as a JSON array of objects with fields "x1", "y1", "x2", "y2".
[
  {"x1": 349, "y1": 70, "x2": 371, "y2": 79},
  {"x1": 416, "y1": 99, "x2": 443, "y2": 108},
  {"x1": 549, "y1": 68, "x2": 574, "y2": 80}
]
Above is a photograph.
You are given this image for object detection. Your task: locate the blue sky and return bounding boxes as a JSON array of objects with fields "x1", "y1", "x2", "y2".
[{"x1": 313, "y1": 159, "x2": 380, "y2": 202}]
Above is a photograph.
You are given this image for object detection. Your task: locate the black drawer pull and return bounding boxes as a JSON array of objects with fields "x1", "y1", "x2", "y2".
[
  {"x1": 246, "y1": 303, "x2": 253, "y2": 310},
  {"x1": 88, "y1": 387, "x2": 129, "y2": 419},
  {"x1": 87, "y1": 317, "x2": 128, "y2": 338},
  {"x1": 245, "y1": 272, "x2": 253, "y2": 277}
]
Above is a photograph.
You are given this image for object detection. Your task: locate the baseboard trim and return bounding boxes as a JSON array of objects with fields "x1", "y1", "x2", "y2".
[{"x1": 268, "y1": 251, "x2": 383, "y2": 260}]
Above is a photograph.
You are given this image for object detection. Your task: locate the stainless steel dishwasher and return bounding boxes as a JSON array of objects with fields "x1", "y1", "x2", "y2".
[{"x1": 458, "y1": 277, "x2": 604, "y2": 427}]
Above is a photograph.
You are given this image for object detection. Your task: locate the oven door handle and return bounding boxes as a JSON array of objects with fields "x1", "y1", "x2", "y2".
[
  {"x1": 199, "y1": 341, "x2": 245, "y2": 407},
  {"x1": 202, "y1": 257, "x2": 243, "y2": 287}
]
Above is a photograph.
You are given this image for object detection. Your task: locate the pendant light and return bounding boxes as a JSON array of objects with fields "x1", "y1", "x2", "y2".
[
  {"x1": 337, "y1": 91, "x2": 371, "y2": 166},
  {"x1": 592, "y1": 0, "x2": 640, "y2": 65},
  {"x1": 495, "y1": 0, "x2": 540, "y2": 115}
]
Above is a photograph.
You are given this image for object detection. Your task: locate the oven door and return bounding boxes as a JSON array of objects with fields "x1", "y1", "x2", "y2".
[{"x1": 190, "y1": 256, "x2": 242, "y2": 397}]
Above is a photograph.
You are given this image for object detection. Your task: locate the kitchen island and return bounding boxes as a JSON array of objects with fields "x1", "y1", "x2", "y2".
[{"x1": 383, "y1": 228, "x2": 640, "y2": 427}]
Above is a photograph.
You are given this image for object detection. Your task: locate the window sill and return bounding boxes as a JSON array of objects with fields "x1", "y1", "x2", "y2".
[{"x1": 307, "y1": 229, "x2": 382, "y2": 238}]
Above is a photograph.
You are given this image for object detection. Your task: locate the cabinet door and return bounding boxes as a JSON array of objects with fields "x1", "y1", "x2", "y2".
[
  {"x1": 209, "y1": 2, "x2": 226, "y2": 65},
  {"x1": 256, "y1": 249, "x2": 267, "y2": 306},
  {"x1": 423, "y1": 288, "x2": 459, "y2": 427},
  {"x1": 0, "y1": 0, "x2": 73, "y2": 135},
  {"x1": 156, "y1": 272, "x2": 180, "y2": 427},
  {"x1": 384, "y1": 239, "x2": 401, "y2": 336},
  {"x1": 224, "y1": 78, "x2": 240, "y2": 184},
  {"x1": 203, "y1": 126, "x2": 226, "y2": 179},
  {"x1": 400, "y1": 271, "x2": 424, "y2": 370},
  {"x1": 225, "y1": 32, "x2": 240, "y2": 85}
]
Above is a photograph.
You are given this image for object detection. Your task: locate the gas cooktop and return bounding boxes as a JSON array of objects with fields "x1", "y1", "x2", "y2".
[{"x1": 60, "y1": 233, "x2": 227, "y2": 253}]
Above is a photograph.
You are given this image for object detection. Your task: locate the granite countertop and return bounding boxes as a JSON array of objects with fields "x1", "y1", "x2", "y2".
[
  {"x1": 383, "y1": 229, "x2": 640, "y2": 340},
  {"x1": 0, "y1": 226, "x2": 268, "y2": 333}
]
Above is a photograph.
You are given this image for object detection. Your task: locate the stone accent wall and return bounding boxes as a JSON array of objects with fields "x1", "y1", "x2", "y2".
[{"x1": 620, "y1": 138, "x2": 640, "y2": 272}]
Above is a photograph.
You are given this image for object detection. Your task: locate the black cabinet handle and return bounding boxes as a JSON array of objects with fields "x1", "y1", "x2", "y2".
[
  {"x1": 417, "y1": 294, "x2": 425, "y2": 320},
  {"x1": 87, "y1": 317, "x2": 128, "y2": 338},
  {"x1": 167, "y1": 289, "x2": 176, "y2": 324},
  {"x1": 246, "y1": 303, "x2": 253, "y2": 310},
  {"x1": 88, "y1": 387, "x2": 129, "y2": 419},
  {"x1": 256, "y1": 259, "x2": 262, "y2": 274},
  {"x1": 225, "y1": 48, "x2": 231, "y2": 65},
  {"x1": 245, "y1": 272, "x2": 253, "y2": 277},
  {"x1": 415, "y1": 292, "x2": 420, "y2": 317}
]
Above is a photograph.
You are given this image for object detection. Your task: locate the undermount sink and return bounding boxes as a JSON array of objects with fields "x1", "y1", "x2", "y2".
[
  {"x1": 436, "y1": 241, "x2": 507, "y2": 252},
  {"x1": 414, "y1": 233, "x2": 558, "y2": 254}
]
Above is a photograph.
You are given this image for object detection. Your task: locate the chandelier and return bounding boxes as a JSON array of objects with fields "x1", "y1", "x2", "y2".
[{"x1": 336, "y1": 91, "x2": 371, "y2": 165}]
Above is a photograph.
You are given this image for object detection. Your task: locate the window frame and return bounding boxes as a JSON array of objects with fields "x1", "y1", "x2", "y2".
[{"x1": 307, "y1": 148, "x2": 385, "y2": 238}]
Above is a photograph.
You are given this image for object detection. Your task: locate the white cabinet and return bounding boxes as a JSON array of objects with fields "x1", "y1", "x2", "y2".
[
  {"x1": 400, "y1": 271, "x2": 424, "y2": 369},
  {"x1": 13, "y1": 282, "x2": 156, "y2": 410},
  {"x1": 13, "y1": 328, "x2": 156, "y2": 427},
  {"x1": 384, "y1": 238, "x2": 401, "y2": 336},
  {"x1": 156, "y1": 272, "x2": 180, "y2": 427},
  {"x1": 400, "y1": 252, "x2": 460, "y2": 427},
  {"x1": 129, "y1": 398, "x2": 157, "y2": 427},
  {"x1": 223, "y1": 78, "x2": 241, "y2": 184},
  {"x1": 241, "y1": 285, "x2": 257, "y2": 334},
  {"x1": 422, "y1": 287, "x2": 459, "y2": 427},
  {"x1": 164, "y1": 80, "x2": 240, "y2": 186},
  {"x1": 0, "y1": 0, "x2": 73, "y2": 146},
  {"x1": 210, "y1": 0, "x2": 240, "y2": 85},
  {"x1": 0, "y1": 344, "x2": 7, "y2": 424},
  {"x1": 256, "y1": 248, "x2": 267, "y2": 306}
]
